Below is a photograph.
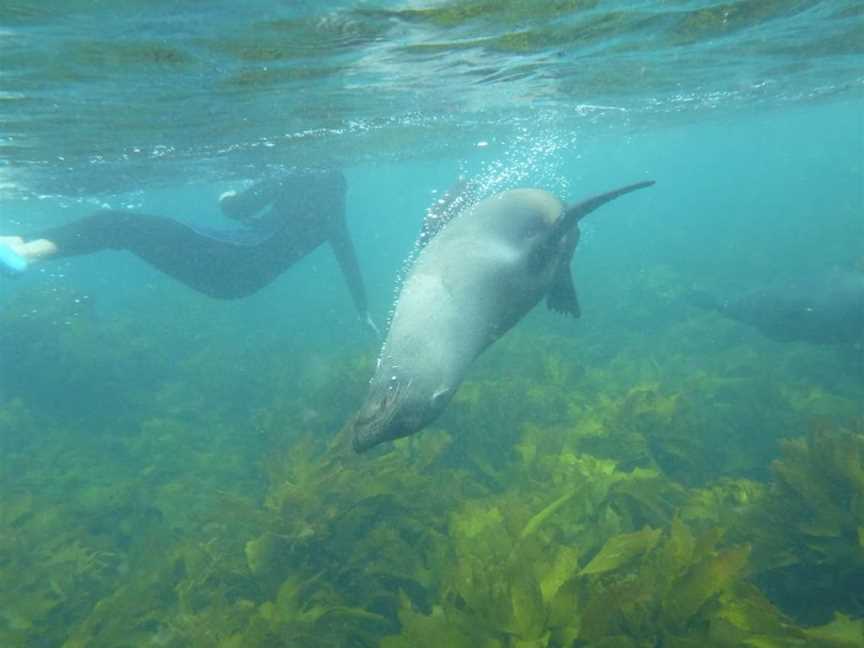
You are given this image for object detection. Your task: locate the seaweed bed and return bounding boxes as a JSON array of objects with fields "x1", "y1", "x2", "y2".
[{"x1": 1, "y1": 270, "x2": 862, "y2": 647}]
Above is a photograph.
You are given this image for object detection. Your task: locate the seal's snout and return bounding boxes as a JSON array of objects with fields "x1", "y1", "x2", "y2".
[
  {"x1": 350, "y1": 416, "x2": 395, "y2": 454},
  {"x1": 350, "y1": 407, "x2": 407, "y2": 454},
  {"x1": 348, "y1": 392, "x2": 398, "y2": 454},
  {"x1": 348, "y1": 376, "x2": 457, "y2": 453}
]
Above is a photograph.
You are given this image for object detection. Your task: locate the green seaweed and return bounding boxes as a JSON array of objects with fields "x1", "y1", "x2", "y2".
[
  {"x1": 737, "y1": 422, "x2": 864, "y2": 623},
  {"x1": 2, "y1": 270, "x2": 863, "y2": 646},
  {"x1": 581, "y1": 526, "x2": 663, "y2": 575}
]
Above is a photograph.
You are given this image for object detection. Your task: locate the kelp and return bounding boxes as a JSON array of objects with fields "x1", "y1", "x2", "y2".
[
  {"x1": 803, "y1": 613, "x2": 864, "y2": 647},
  {"x1": 449, "y1": 326, "x2": 795, "y2": 489},
  {"x1": 581, "y1": 526, "x2": 663, "y2": 575},
  {"x1": 379, "y1": 426, "x2": 778, "y2": 647},
  {"x1": 2, "y1": 271, "x2": 863, "y2": 647},
  {"x1": 384, "y1": 511, "x2": 808, "y2": 646},
  {"x1": 736, "y1": 421, "x2": 864, "y2": 623}
]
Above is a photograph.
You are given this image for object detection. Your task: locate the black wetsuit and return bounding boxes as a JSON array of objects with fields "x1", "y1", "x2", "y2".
[{"x1": 29, "y1": 168, "x2": 369, "y2": 311}]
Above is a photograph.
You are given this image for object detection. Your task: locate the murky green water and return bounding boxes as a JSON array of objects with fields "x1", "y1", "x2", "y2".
[{"x1": 1, "y1": 1, "x2": 862, "y2": 646}]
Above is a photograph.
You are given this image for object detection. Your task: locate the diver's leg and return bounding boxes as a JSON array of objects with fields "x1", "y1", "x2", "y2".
[
  {"x1": 5, "y1": 210, "x2": 279, "y2": 298},
  {"x1": 2, "y1": 236, "x2": 58, "y2": 259},
  {"x1": 2, "y1": 210, "x2": 148, "y2": 269},
  {"x1": 0, "y1": 235, "x2": 57, "y2": 275}
]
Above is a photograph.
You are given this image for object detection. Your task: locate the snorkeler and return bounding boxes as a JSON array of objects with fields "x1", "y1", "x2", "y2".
[{"x1": 0, "y1": 167, "x2": 379, "y2": 335}]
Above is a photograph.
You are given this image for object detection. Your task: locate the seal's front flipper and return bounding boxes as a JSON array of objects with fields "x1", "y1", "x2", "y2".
[
  {"x1": 546, "y1": 263, "x2": 581, "y2": 317},
  {"x1": 0, "y1": 243, "x2": 28, "y2": 277}
]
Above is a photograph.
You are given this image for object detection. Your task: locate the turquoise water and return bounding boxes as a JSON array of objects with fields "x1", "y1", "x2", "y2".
[{"x1": 1, "y1": 2, "x2": 863, "y2": 646}]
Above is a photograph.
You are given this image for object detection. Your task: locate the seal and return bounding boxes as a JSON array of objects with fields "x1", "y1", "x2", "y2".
[
  {"x1": 348, "y1": 180, "x2": 655, "y2": 453},
  {"x1": 690, "y1": 268, "x2": 864, "y2": 345}
]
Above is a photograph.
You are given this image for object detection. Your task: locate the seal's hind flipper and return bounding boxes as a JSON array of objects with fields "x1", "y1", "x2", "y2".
[
  {"x1": 546, "y1": 265, "x2": 581, "y2": 318},
  {"x1": 556, "y1": 180, "x2": 655, "y2": 239}
]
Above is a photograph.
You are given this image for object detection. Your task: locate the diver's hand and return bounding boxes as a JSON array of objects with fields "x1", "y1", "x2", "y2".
[{"x1": 360, "y1": 311, "x2": 381, "y2": 340}]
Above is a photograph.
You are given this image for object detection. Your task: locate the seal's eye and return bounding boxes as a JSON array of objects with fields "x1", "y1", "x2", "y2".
[
  {"x1": 382, "y1": 377, "x2": 402, "y2": 408},
  {"x1": 430, "y1": 387, "x2": 452, "y2": 409},
  {"x1": 356, "y1": 392, "x2": 390, "y2": 425}
]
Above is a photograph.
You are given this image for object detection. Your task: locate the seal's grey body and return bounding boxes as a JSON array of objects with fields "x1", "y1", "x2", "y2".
[
  {"x1": 698, "y1": 269, "x2": 864, "y2": 345},
  {"x1": 349, "y1": 181, "x2": 654, "y2": 453}
]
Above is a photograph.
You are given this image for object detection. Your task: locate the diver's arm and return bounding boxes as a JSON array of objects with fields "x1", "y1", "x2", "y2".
[{"x1": 328, "y1": 219, "x2": 379, "y2": 337}]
